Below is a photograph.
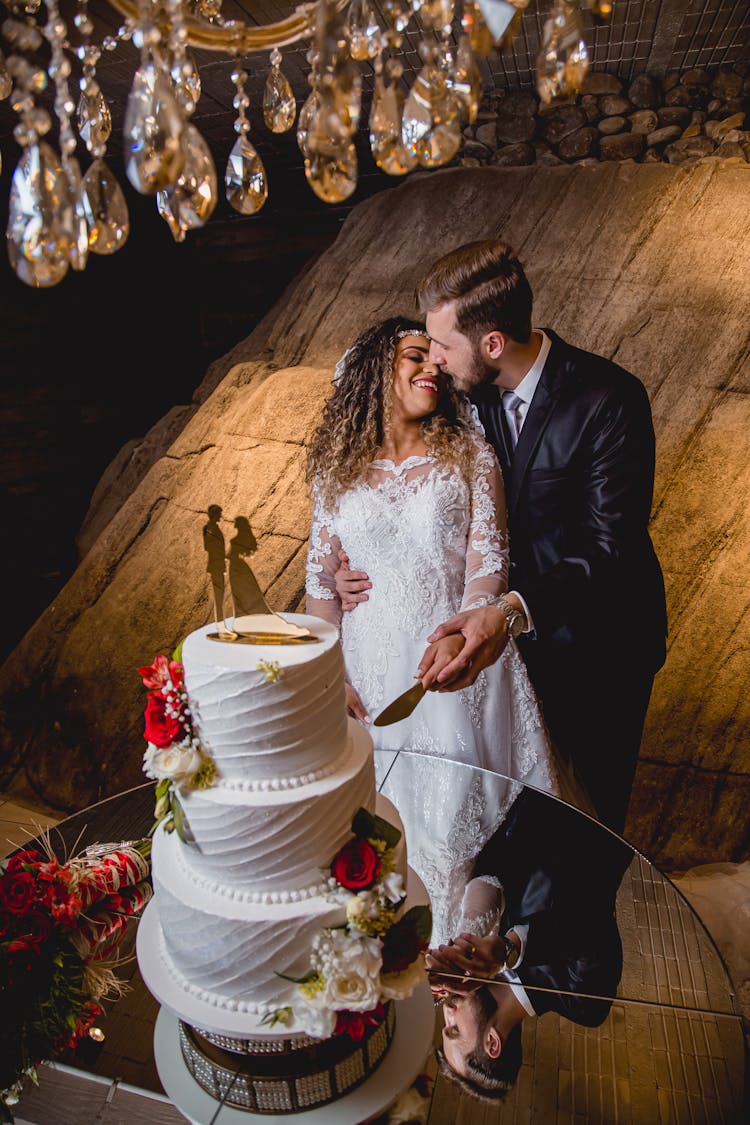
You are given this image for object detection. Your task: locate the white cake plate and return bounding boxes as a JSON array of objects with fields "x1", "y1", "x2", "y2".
[
  {"x1": 153, "y1": 982, "x2": 434, "y2": 1125},
  {"x1": 137, "y1": 868, "x2": 431, "y2": 1040}
]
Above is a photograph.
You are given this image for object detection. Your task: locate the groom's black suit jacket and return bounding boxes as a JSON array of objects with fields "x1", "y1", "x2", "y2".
[
  {"x1": 472, "y1": 329, "x2": 667, "y2": 671},
  {"x1": 472, "y1": 330, "x2": 667, "y2": 828},
  {"x1": 473, "y1": 788, "x2": 631, "y2": 1026}
]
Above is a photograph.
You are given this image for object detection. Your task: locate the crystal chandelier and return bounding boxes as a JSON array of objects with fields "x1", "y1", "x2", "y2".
[{"x1": 0, "y1": 0, "x2": 609, "y2": 288}]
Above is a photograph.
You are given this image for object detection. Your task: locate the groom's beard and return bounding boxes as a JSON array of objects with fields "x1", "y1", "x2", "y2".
[{"x1": 449, "y1": 341, "x2": 494, "y2": 394}]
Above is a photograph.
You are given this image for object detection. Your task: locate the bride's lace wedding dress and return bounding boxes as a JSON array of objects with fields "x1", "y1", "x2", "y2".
[{"x1": 306, "y1": 445, "x2": 587, "y2": 943}]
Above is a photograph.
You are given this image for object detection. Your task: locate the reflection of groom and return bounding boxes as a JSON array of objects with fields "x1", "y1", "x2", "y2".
[
  {"x1": 336, "y1": 240, "x2": 667, "y2": 832},
  {"x1": 426, "y1": 789, "x2": 631, "y2": 1100}
]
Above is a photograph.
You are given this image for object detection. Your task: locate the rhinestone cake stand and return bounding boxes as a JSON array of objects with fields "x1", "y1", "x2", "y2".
[{"x1": 138, "y1": 869, "x2": 435, "y2": 1121}]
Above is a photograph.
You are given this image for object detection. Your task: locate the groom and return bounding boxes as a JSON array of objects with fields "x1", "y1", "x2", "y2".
[
  {"x1": 336, "y1": 239, "x2": 667, "y2": 832},
  {"x1": 426, "y1": 787, "x2": 630, "y2": 1099}
]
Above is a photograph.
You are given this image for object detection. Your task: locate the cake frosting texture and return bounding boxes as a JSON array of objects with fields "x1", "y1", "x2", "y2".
[{"x1": 181, "y1": 615, "x2": 348, "y2": 788}]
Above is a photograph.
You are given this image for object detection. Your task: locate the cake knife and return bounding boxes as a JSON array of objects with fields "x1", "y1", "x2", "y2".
[{"x1": 372, "y1": 681, "x2": 425, "y2": 726}]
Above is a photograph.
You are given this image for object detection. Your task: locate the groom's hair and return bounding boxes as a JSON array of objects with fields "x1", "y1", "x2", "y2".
[
  {"x1": 436, "y1": 1023, "x2": 523, "y2": 1102},
  {"x1": 416, "y1": 240, "x2": 533, "y2": 345},
  {"x1": 436, "y1": 988, "x2": 523, "y2": 1101}
]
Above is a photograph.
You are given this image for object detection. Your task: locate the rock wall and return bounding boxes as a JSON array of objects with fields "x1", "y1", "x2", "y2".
[{"x1": 1, "y1": 161, "x2": 749, "y2": 870}]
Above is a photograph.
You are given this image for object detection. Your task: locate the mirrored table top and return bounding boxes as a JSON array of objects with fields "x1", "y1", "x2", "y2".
[{"x1": 12, "y1": 752, "x2": 746, "y2": 1124}]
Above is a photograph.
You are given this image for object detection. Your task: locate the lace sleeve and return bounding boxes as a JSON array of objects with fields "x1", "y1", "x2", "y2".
[
  {"x1": 305, "y1": 484, "x2": 343, "y2": 632},
  {"x1": 455, "y1": 876, "x2": 505, "y2": 937},
  {"x1": 461, "y1": 441, "x2": 510, "y2": 611}
]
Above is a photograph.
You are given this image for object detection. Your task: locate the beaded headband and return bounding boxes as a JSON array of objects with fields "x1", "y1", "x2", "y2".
[{"x1": 333, "y1": 327, "x2": 430, "y2": 384}]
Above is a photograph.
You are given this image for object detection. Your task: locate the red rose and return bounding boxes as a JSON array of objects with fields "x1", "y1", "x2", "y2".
[
  {"x1": 334, "y1": 1004, "x2": 384, "y2": 1041},
  {"x1": 143, "y1": 691, "x2": 182, "y2": 748},
  {"x1": 1, "y1": 869, "x2": 36, "y2": 913},
  {"x1": 3, "y1": 848, "x2": 44, "y2": 874},
  {"x1": 331, "y1": 838, "x2": 381, "y2": 890},
  {"x1": 380, "y1": 917, "x2": 427, "y2": 975},
  {"x1": 139, "y1": 655, "x2": 184, "y2": 691}
]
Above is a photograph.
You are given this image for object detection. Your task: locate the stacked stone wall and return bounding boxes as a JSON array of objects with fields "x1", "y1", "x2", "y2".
[{"x1": 461, "y1": 63, "x2": 750, "y2": 168}]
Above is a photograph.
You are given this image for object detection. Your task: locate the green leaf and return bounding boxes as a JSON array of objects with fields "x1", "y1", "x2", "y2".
[
  {"x1": 399, "y1": 904, "x2": 433, "y2": 944},
  {"x1": 172, "y1": 639, "x2": 184, "y2": 663},
  {"x1": 155, "y1": 778, "x2": 171, "y2": 800},
  {"x1": 275, "y1": 969, "x2": 318, "y2": 985},
  {"x1": 352, "y1": 807, "x2": 401, "y2": 849},
  {"x1": 171, "y1": 792, "x2": 190, "y2": 843}
]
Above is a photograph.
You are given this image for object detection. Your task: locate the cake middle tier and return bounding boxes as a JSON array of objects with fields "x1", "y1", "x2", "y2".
[{"x1": 175, "y1": 722, "x2": 375, "y2": 897}]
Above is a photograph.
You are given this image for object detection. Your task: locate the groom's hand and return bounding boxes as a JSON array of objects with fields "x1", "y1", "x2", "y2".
[
  {"x1": 334, "y1": 549, "x2": 371, "y2": 612},
  {"x1": 425, "y1": 606, "x2": 509, "y2": 690}
]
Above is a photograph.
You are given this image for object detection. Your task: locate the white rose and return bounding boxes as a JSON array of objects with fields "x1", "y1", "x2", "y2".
[
  {"x1": 295, "y1": 999, "x2": 336, "y2": 1040},
  {"x1": 146, "y1": 742, "x2": 202, "y2": 784},
  {"x1": 380, "y1": 956, "x2": 427, "y2": 1000},
  {"x1": 326, "y1": 967, "x2": 381, "y2": 1012},
  {"x1": 381, "y1": 871, "x2": 405, "y2": 904},
  {"x1": 330, "y1": 931, "x2": 382, "y2": 977}
]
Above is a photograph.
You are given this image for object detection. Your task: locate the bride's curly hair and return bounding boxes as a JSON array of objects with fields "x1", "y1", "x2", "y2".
[{"x1": 306, "y1": 316, "x2": 483, "y2": 510}]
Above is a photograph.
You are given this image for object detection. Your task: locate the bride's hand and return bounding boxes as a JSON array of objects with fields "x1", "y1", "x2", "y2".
[
  {"x1": 417, "y1": 636, "x2": 466, "y2": 691},
  {"x1": 345, "y1": 683, "x2": 370, "y2": 724},
  {"x1": 426, "y1": 606, "x2": 509, "y2": 691}
]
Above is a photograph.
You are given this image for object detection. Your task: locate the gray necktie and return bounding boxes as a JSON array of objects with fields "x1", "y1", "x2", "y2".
[{"x1": 502, "y1": 391, "x2": 524, "y2": 449}]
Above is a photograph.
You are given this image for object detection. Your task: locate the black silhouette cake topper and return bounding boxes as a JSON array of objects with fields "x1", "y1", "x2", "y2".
[{"x1": 202, "y1": 505, "x2": 317, "y2": 644}]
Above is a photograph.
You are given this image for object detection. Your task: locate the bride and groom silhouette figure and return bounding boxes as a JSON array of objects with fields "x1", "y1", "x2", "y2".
[{"x1": 202, "y1": 505, "x2": 264, "y2": 624}]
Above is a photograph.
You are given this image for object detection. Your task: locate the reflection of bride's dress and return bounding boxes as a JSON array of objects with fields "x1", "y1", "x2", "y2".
[{"x1": 307, "y1": 450, "x2": 588, "y2": 944}]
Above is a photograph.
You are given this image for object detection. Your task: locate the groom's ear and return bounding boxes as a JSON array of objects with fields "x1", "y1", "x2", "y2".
[
  {"x1": 481, "y1": 331, "x2": 506, "y2": 362},
  {"x1": 485, "y1": 1026, "x2": 503, "y2": 1059}
]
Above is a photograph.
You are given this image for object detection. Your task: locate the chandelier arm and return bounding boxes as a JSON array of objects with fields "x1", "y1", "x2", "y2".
[{"x1": 106, "y1": 0, "x2": 350, "y2": 52}]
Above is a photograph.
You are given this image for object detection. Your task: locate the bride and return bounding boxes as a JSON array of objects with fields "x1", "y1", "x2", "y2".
[{"x1": 305, "y1": 317, "x2": 586, "y2": 940}]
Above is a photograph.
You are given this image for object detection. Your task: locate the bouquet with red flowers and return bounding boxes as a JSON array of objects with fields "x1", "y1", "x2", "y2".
[
  {"x1": 265, "y1": 808, "x2": 432, "y2": 1041},
  {"x1": 137, "y1": 653, "x2": 215, "y2": 840},
  {"x1": 0, "y1": 837, "x2": 152, "y2": 1122}
]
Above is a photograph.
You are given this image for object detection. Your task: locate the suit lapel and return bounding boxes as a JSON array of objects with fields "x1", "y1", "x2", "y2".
[{"x1": 508, "y1": 331, "x2": 568, "y2": 515}]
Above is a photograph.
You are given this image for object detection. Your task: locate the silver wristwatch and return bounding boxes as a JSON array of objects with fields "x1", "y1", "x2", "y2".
[{"x1": 496, "y1": 596, "x2": 525, "y2": 639}]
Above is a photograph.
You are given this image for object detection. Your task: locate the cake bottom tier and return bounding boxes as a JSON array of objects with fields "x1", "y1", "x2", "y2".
[
  {"x1": 180, "y1": 1002, "x2": 396, "y2": 1114},
  {"x1": 151, "y1": 794, "x2": 407, "y2": 1023}
]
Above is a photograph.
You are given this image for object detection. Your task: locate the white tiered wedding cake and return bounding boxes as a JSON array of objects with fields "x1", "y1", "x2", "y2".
[{"x1": 136, "y1": 613, "x2": 430, "y2": 1115}]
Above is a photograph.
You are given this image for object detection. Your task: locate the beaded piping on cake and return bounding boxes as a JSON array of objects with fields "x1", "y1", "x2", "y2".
[
  {"x1": 210, "y1": 740, "x2": 351, "y2": 792},
  {"x1": 195, "y1": 1026, "x2": 319, "y2": 1053},
  {"x1": 159, "y1": 927, "x2": 274, "y2": 1016},
  {"x1": 174, "y1": 842, "x2": 330, "y2": 905}
]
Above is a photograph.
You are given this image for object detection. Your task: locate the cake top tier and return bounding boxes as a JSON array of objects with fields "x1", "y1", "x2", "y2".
[
  {"x1": 182, "y1": 613, "x2": 341, "y2": 673},
  {"x1": 180, "y1": 613, "x2": 349, "y2": 788}
]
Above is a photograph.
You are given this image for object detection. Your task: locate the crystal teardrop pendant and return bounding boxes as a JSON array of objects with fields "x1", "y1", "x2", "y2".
[
  {"x1": 263, "y1": 50, "x2": 296, "y2": 133},
  {"x1": 157, "y1": 124, "x2": 217, "y2": 239},
  {"x1": 304, "y1": 144, "x2": 357, "y2": 204},
  {"x1": 369, "y1": 75, "x2": 417, "y2": 176},
  {"x1": 81, "y1": 157, "x2": 130, "y2": 254},
  {"x1": 77, "y1": 88, "x2": 112, "y2": 150},
  {"x1": 225, "y1": 134, "x2": 268, "y2": 215},
  {"x1": 476, "y1": 0, "x2": 522, "y2": 45},
  {"x1": 67, "y1": 157, "x2": 90, "y2": 272},
  {"x1": 461, "y1": 0, "x2": 494, "y2": 57},
  {"x1": 450, "y1": 36, "x2": 483, "y2": 125},
  {"x1": 537, "y1": 0, "x2": 589, "y2": 104},
  {"x1": 171, "y1": 50, "x2": 201, "y2": 115},
  {"x1": 347, "y1": 0, "x2": 381, "y2": 61},
  {"x1": 7, "y1": 141, "x2": 73, "y2": 288},
  {"x1": 419, "y1": 0, "x2": 455, "y2": 33},
  {"x1": 0, "y1": 50, "x2": 13, "y2": 101},
  {"x1": 123, "y1": 58, "x2": 186, "y2": 194},
  {"x1": 402, "y1": 59, "x2": 461, "y2": 169},
  {"x1": 297, "y1": 90, "x2": 319, "y2": 157}
]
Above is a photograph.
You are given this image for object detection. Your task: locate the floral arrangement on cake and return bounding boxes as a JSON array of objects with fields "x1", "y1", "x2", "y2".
[
  {"x1": 0, "y1": 838, "x2": 152, "y2": 1122},
  {"x1": 266, "y1": 808, "x2": 432, "y2": 1041},
  {"x1": 138, "y1": 652, "x2": 216, "y2": 839}
]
